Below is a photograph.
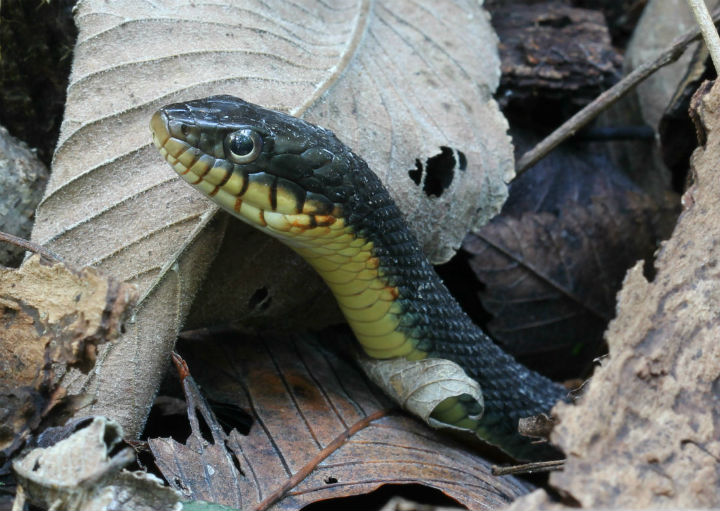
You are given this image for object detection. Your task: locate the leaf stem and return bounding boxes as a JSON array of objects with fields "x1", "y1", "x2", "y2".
[
  {"x1": 0, "y1": 230, "x2": 62, "y2": 263},
  {"x1": 492, "y1": 459, "x2": 564, "y2": 476}
]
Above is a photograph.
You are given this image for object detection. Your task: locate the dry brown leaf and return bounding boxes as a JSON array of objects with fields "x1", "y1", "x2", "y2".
[
  {"x1": 465, "y1": 188, "x2": 678, "y2": 379},
  {"x1": 601, "y1": 0, "x2": 720, "y2": 200},
  {"x1": 31, "y1": 0, "x2": 512, "y2": 437},
  {"x1": 0, "y1": 255, "x2": 136, "y2": 472},
  {"x1": 13, "y1": 416, "x2": 180, "y2": 511},
  {"x1": 507, "y1": 80, "x2": 720, "y2": 509},
  {"x1": 358, "y1": 354, "x2": 482, "y2": 432},
  {"x1": 461, "y1": 136, "x2": 679, "y2": 378},
  {"x1": 149, "y1": 332, "x2": 530, "y2": 511}
]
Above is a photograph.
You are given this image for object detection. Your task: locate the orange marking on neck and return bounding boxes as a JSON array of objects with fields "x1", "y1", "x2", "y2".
[
  {"x1": 386, "y1": 286, "x2": 399, "y2": 300},
  {"x1": 289, "y1": 219, "x2": 309, "y2": 229},
  {"x1": 315, "y1": 215, "x2": 336, "y2": 227},
  {"x1": 180, "y1": 166, "x2": 192, "y2": 175},
  {"x1": 234, "y1": 197, "x2": 243, "y2": 213},
  {"x1": 366, "y1": 257, "x2": 380, "y2": 270},
  {"x1": 209, "y1": 185, "x2": 220, "y2": 197}
]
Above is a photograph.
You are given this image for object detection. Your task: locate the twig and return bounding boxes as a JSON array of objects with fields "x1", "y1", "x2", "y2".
[
  {"x1": 687, "y1": 0, "x2": 720, "y2": 71},
  {"x1": 515, "y1": 7, "x2": 720, "y2": 175},
  {"x1": 0, "y1": 230, "x2": 62, "y2": 263},
  {"x1": 492, "y1": 459, "x2": 565, "y2": 476}
]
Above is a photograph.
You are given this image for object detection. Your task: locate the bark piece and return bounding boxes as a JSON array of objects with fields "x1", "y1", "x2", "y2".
[
  {"x1": 571, "y1": 0, "x2": 648, "y2": 45},
  {"x1": 491, "y1": 2, "x2": 622, "y2": 107},
  {"x1": 510, "y1": 80, "x2": 720, "y2": 509}
]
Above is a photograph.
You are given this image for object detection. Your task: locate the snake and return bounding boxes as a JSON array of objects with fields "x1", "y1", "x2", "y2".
[{"x1": 150, "y1": 95, "x2": 567, "y2": 460}]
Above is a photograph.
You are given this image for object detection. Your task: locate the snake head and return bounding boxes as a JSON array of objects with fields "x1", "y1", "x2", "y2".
[{"x1": 150, "y1": 95, "x2": 356, "y2": 232}]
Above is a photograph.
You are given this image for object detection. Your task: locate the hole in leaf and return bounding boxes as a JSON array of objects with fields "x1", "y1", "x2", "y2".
[
  {"x1": 225, "y1": 441, "x2": 245, "y2": 476},
  {"x1": 209, "y1": 399, "x2": 253, "y2": 436},
  {"x1": 408, "y1": 159, "x2": 423, "y2": 185},
  {"x1": 423, "y1": 146, "x2": 455, "y2": 197},
  {"x1": 457, "y1": 150, "x2": 467, "y2": 171},
  {"x1": 173, "y1": 476, "x2": 190, "y2": 493}
]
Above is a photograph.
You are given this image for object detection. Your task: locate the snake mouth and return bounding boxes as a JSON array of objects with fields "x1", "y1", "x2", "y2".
[{"x1": 151, "y1": 109, "x2": 343, "y2": 236}]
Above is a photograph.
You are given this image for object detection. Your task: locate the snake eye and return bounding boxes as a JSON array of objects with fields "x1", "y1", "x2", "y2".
[{"x1": 225, "y1": 129, "x2": 263, "y2": 163}]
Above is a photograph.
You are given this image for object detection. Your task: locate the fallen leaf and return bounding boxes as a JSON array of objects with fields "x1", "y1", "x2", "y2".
[
  {"x1": 149, "y1": 332, "x2": 531, "y2": 511},
  {"x1": 31, "y1": 0, "x2": 513, "y2": 437},
  {"x1": 13, "y1": 416, "x2": 181, "y2": 511},
  {"x1": 599, "y1": 0, "x2": 720, "y2": 200},
  {"x1": 464, "y1": 141, "x2": 678, "y2": 379},
  {"x1": 0, "y1": 255, "x2": 136, "y2": 472},
  {"x1": 508, "y1": 80, "x2": 720, "y2": 509},
  {"x1": 358, "y1": 354, "x2": 482, "y2": 432}
]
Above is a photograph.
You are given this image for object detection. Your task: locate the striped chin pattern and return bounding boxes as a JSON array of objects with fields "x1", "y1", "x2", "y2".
[{"x1": 150, "y1": 110, "x2": 344, "y2": 239}]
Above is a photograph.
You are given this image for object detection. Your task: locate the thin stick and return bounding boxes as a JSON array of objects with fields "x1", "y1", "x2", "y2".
[
  {"x1": 0, "y1": 230, "x2": 62, "y2": 263},
  {"x1": 515, "y1": 7, "x2": 720, "y2": 175},
  {"x1": 492, "y1": 459, "x2": 565, "y2": 476},
  {"x1": 687, "y1": 0, "x2": 720, "y2": 71}
]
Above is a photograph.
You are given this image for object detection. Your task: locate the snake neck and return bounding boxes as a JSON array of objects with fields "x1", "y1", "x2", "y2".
[
  {"x1": 285, "y1": 157, "x2": 567, "y2": 459},
  {"x1": 282, "y1": 155, "x2": 458, "y2": 361}
]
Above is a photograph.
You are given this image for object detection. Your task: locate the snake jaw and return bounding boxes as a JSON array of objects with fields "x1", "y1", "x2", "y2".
[{"x1": 150, "y1": 108, "x2": 345, "y2": 240}]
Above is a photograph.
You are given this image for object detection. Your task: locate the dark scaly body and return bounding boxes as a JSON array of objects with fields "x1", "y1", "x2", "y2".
[{"x1": 151, "y1": 96, "x2": 567, "y2": 459}]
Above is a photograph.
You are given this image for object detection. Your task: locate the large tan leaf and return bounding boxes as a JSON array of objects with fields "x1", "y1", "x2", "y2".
[{"x1": 31, "y1": 0, "x2": 512, "y2": 436}]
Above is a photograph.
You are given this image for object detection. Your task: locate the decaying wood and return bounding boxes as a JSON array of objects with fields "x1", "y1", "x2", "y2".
[
  {"x1": 508, "y1": 80, "x2": 720, "y2": 510},
  {"x1": 490, "y1": 2, "x2": 622, "y2": 107},
  {"x1": 516, "y1": 5, "x2": 720, "y2": 174}
]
